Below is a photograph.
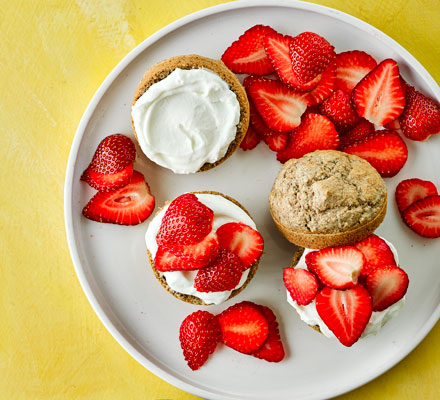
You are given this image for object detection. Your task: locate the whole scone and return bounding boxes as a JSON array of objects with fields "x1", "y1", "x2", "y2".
[{"x1": 269, "y1": 150, "x2": 387, "y2": 249}]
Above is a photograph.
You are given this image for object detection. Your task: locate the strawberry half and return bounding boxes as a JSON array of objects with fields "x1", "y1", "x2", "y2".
[
  {"x1": 342, "y1": 130, "x2": 408, "y2": 178},
  {"x1": 82, "y1": 170, "x2": 155, "y2": 225},
  {"x1": 307, "y1": 246, "x2": 365, "y2": 289},
  {"x1": 216, "y1": 222, "x2": 264, "y2": 270},
  {"x1": 154, "y1": 247, "x2": 207, "y2": 272},
  {"x1": 353, "y1": 234, "x2": 397, "y2": 278},
  {"x1": 218, "y1": 301, "x2": 269, "y2": 354},
  {"x1": 316, "y1": 286, "x2": 373, "y2": 347},
  {"x1": 262, "y1": 132, "x2": 289, "y2": 151},
  {"x1": 320, "y1": 89, "x2": 360, "y2": 133},
  {"x1": 306, "y1": 61, "x2": 336, "y2": 106},
  {"x1": 352, "y1": 59, "x2": 405, "y2": 126},
  {"x1": 167, "y1": 232, "x2": 219, "y2": 265},
  {"x1": 276, "y1": 113, "x2": 339, "y2": 163},
  {"x1": 395, "y1": 178, "x2": 438, "y2": 213},
  {"x1": 81, "y1": 164, "x2": 134, "y2": 192},
  {"x1": 338, "y1": 118, "x2": 375, "y2": 148},
  {"x1": 401, "y1": 195, "x2": 440, "y2": 238},
  {"x1": 240, "y1": 125, "x2": 261, "y2": 150},
  {"x1": 365, "y1": 265, "x2": 409, "y2": 311},
  {"x1": 221, "y1": 24, "x2": 277, "y2": 75},
  {"x1": 283, "y1": 268, "x2": 319, "y2": 305},
  {"x1": 179, "y1": 310, "x2": 221, "y2": 370}
]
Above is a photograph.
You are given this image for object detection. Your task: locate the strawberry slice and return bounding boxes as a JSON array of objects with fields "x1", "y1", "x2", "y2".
[
  {"x1": 352, "y1": 59, "x2": 405, "y2": 126},
  {"x1": 342, "y1": 130, "x2": 408, "y2": 178},
  {"x1": 248, "y1": 99, "x2": 273, "y2": 136},
  {"x1": 334, "y1": 50, "x2": 377, "y2": 93},
  {"x1": 401, "y1": 195, "x2": 440, "y2": 238},
  {"x1": 167, "y1": 232, "x2": 219, "y2": 265},
  {"x1": 316, "y1": 286, "x2": 373, "y2": 347},
  {"x1": 81, "y1": 164, "x2": 133, "y2": 192},
  {"x1": 384, "y1": 118, "x2": 402, "y2": 133},
  {"x1": 308, "y1": 246, "x2": 365, "y2": 289},
  {"x1": 216, "y1": 222, "x2": 264, "y2": 270},
  {"x1": 82, "y1": 170, "x2": 155, "y2": 225},
  {"x1": 395, "y1": 178, "x2": 438, "y2": 213},
  {"x1": 283, "y1": 268, "x2": 319, "y2": 305},
  {"x1": 154, "y1": 247, "x2": 207, "y2": 272},
  {"x1": 247, "y1": 78, "x2": 309, "y2": 132},
  {"x1": 179, "y1": 310, "x2": 221, "y2": 370},
  {"x1": 262, "y1": 132, "x2": 289, "y2": 151},
  {"x1": 338, "y1": 118, "x2": 375, "y2": 148},
  {"x1": 218, "y1": 301, "x2": 269, "y2": 354},
  {"x1": 253, "y1": 306, "x2": 285, "y2": 362},
  {"x1": 365, "y1": 265, "x2": 409, "y2": 311},
  {"x1": 306, "y1": 61, "x2": 336, "y2": 106},
  {"x1": 276, "y1": 113, "x2": 339, "y2": 163},
  {"x1": 221, "y1": 25, "x2": 277, "y2": 75},
  {"x1": 353, "y1": 234, "x2": 397, "y2": 278},
  {"x1": 240, "y1": 125, "x2": 261, "y2": 150},
  {"x1": 320, "y1": 89, "x2": 360, "y2": 133},
  {"x1": 399, "y1": 85, "x2": 440, "y2": 141}
]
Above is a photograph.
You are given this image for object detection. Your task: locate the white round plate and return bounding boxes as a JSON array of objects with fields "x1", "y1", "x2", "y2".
[{"x1": 64, "y1": 1, "x2": 440, "y2": 399}]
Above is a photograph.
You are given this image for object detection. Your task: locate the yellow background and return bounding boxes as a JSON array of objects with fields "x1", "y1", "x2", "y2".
[{"x1": 1, "y1": 0, "x2": 439, "y2": 399}]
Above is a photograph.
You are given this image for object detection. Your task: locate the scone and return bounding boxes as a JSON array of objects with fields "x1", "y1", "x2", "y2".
[
  {"x1": 131, "y1": 55, "x2": 250, "y2": 174},
  {"x1": 145, "y1": 191, "x2": 264, "y2": 305},
  {"x1": 269, "y1": 150, "x2": 387, "y2": 249}
]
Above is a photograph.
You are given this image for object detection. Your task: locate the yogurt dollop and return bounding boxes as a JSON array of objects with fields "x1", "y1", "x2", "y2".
[{"x1": 132, "y1": 68, "x2": 240, "y2": 174}]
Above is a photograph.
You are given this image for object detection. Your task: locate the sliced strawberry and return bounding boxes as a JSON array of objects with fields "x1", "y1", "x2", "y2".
[
  {"x1": 276, "y1": 113, "x2": 339, "y2": 163},
  {"x1": 221, "y1": 25, "x2": 277, "y2": 75},
  {"x1": 334, "y1": 50, "x2": 377, "y2": 93},
  {"x1": 247, "y1": 78, "x2": 309, "y2": 132},
  {"x1": 156, "y1": 193, "x2": 213, "y2": 246},
  {"x1": 263, "y1": 132, "x2": 289, "y2": 151},
  {"x1": 316, "y1": 286, "x2": 372, "y2": 347},
  {"x1": 365, "y1": 265, "x2": 409, "y2": 311},
  {"x1": 353, "y1": 234, "x2": 397, "y2": 278},
  {"x1": 82, "y1": 170, "x2": 155, "y2": 225},
  {"x1": 352, "y1": 59, "x2": 405, "y2": 126},
  {"x1": 81, "y1": 164, "x2": 133, "y2": 192},
  {"x1": 338, "y1": 118, "x2": 375, "y2": 148},
  {"x1": 283, "y1": 268, "x2": 319, "y2": 305},
  {"x1": 216, "y1": 222, "x2": 264, "y2": 269},
  {"x1": 218, "y1": 301, "x2": 269, "y2": 354},
  {"x1": 401, "y1": 195, "x2": 440, "y2": 238},
  {"x1": 179, "y1": 310, "x2": 221, "y2": 370},
  {"x1": 167, "y1": 232, "x2": 219, "y2": 265},
  {"x1": 308, "y1": 246, "x2": 365, "y2": 289},
  {"x1": 240, "y1": 125, "x2": 261, "y2": 150},
  {"x1": 342, "y1": 130, "x2": 408, "y2": 178},
  {"x1": 399, "y1": 85, "x2": 440, "y2": 141},
  {"x1": 320, "y1": 89, "x2": 360, "y2": 133},
  {"x1": 395, "y1": 178, "x2": 438, "y2": 213},
  {"x1": 384, "y1": 118, "x2": 402, "y2": 132},
  {"x1": 253, "y1": 306, "x2": 285, "y2": 362},
  {"x1": 306, "y1": 61, "x2": 336, "y2": 106},
  {"x1": 154, "y1": 246, "x2": 207, "y2": 272}
]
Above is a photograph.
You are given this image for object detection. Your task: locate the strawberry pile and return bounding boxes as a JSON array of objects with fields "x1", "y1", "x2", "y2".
[
  {"x1": 81, "y1": 134, "x2": 155, "y2": 225},
  {"x1": 154, "y1": 194, "x2": 264, "y2": 292},
  {"x1": 223, "y1": 25, "x2": 440, "y2": 178},
  {"x1": 179, "y1": 301, "x2": 284, "y2": 370},
  {"x1": 283, "y1": 234, "x2": 409, "y2": 346}
]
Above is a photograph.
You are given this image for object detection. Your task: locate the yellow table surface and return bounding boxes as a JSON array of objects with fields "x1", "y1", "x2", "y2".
[{"x1": 2, "y1": 0, "x2": 439, "y2": 399}]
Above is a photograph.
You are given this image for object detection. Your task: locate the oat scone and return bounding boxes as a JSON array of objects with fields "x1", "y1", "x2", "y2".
[{"x1": 269, "y1": 150, "x2": 387, "y2": 249}]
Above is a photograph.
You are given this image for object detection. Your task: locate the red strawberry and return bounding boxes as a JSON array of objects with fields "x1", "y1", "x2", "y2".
[
  {"x1": 308, "y1": 246, "x2": 365, "y2": 289},
  {"x1": 194, "y1": 250, "x2": 243, "y2": 292},
  {"x1": 240, "y1": 125, "x2": 261, "y2": 150},
  {"x1": 81, "y1": 164, "x2": 134, "y2": 192},
  {"x1": 316, "y1": 286, "x2": 372, "y2": 347},
  {"x1": 82, "y1": 170, "x2": 155, "y2": 225},
  {"x1": 283, "y1": 268, "x2": 319, "y2": 305},
  {"x1": 342, "y1": 130, "x2": 408, "y2": 178},
  {"x1": 353, "y1": 234, "x2": 397, "y2": 278},
  {"x1": 289, "y1": 32, "x2": 335, "y2": 85},
  {"x1": 399, "y1": 85, "x2": 440, "y2": 141},
  {"x1": 247, "y1": 78, "x2": 309, "y2": 132},
  {"x1": 216, "y1": 222, "x2": 264, "y2": 269},
  {"x1": 218, "y1": 301, "x2": 269, "y2": 354},
  {"x1": 154, "y1": 247, "x2": 207, "y2": 272},
  {"x1": 338, "y1": 118, "x2": 375, "y2": 148},
  {"x1": 395, "y1": 178, "x2": 438, "y2": 213},
  {"x1": 179, "y1": 310, "x2": 221, "y2": 370},
  {"x1": 334, "y1": 50, "x2": 377, "y2": 93},
  {"x1": 306, "y1": 61, "x2": 336, "y2": 106},
  {"x1": 276, "y1": 113, "x2": 339, "y2": 163},
  {"x1": 384, "y1": 118, "x2": 402, "y2": 133},
  {"x1": 401, "y1": 195, "x2": 440, "y2": 238},
  {"x1": 221, "y1": 25, "x2": 277, "y2": 75},
  {"x1": 320, "y1": 89, "x2": 360, "y2": 133},
  {"x1": 156, "y1": 193, "x2": 213, "y2": 246},
  {"x1": 263, "y1": 132, "x2": 289, "y2": 151},
  {"x1": 167, "y1": 233, "x2": 219, "y2": 265},
  {"x1": 253, "y1": 306, "x2": 285, "y2": 362},
  {"x1": 352, "y1": 59, "x2": 405, "y2": 126},
  {"x1": 365, "y1": 265, "x2": 409, "y2": 311}
]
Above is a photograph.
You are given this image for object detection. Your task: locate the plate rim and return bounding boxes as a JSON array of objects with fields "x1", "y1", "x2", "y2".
[{"x1": 64, "y1": 1, "x2": 440, "y2": 399}]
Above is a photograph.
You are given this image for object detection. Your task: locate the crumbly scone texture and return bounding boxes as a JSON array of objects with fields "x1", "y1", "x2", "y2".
[
  {"x1": 147, "y1": 191, "x2": 261, "y2": 306},
  {"x1": 131, "y1": 55, "x2": 250, "y2": 172}
]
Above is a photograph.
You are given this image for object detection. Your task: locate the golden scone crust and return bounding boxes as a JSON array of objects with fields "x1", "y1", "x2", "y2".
[
  {"x1": 147, "y1": 191, "x2": 261, "y2": 306},
  {"x1": 131, "y1": 55, "x2": 250, "y2": 172}
]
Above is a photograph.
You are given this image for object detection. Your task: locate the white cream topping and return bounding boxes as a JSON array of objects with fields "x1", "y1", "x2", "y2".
[
  {"x1": 287, "y1": 238, "x2": 405, "y2": 339},
  {"x1": 132, "y1": 68, "x2": 240, "y2": 174},
  {"x1": 145, "y1": 193, "x2": 257, "y2": 305}
]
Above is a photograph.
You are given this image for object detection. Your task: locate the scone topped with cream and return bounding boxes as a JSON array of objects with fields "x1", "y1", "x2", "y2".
[{"x1": 131, "y1": 55, "x2": 249, "y2": 174}]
